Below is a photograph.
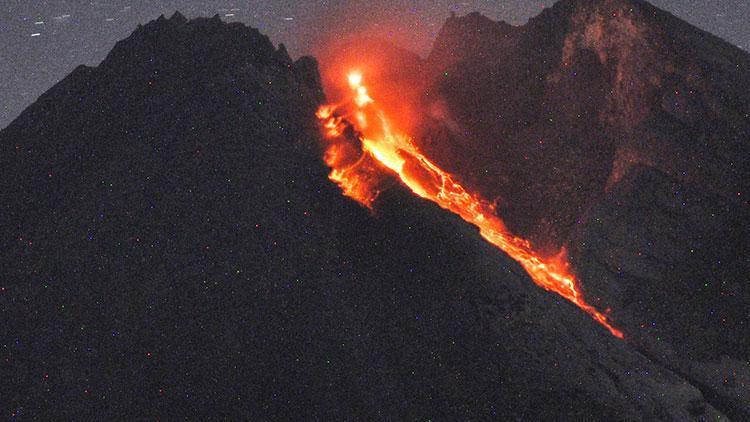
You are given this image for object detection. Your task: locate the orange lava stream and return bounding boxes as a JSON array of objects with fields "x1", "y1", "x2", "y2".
[{"x1": 317, "y1": 72, "x2": 623, "y2": 339}]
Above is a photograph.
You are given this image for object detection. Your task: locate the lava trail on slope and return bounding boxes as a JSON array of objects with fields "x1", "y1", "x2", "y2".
[{"x1": 317, "y1": 71, "x2": 623, "y2": 338}]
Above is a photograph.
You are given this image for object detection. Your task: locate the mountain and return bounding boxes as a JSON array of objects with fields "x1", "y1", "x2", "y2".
[
  {"x1": 415, "y1": 0, "x2": 750, "y2": 417},
  {"x1": 0, "y1": 8, "x2": 738, "y2": 420},
  {"x1": 422, "y1": 0, "x2": 749, "y2": 246}
]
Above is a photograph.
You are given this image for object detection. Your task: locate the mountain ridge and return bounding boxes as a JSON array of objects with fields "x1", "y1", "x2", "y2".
[{"x1": 414, "y1": 2, "x2": 750, "y2": 418}]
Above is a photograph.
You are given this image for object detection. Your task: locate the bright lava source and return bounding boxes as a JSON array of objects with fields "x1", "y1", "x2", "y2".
[{"x1": 317, "y1": 71, "x2": 624, "y2": 339}]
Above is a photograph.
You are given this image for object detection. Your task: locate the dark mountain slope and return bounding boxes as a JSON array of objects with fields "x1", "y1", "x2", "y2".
[
  {"x1": 419, "y1": 0, "x2": 750, "y2": 418},
  {"x1": 578, "y1": 166, "x2": 750, "y2": 417},
  {"x1": 423, "y1": 0, "x2": 750, "y2": 247},
  {"x1": 0, "y1": 12, "x2": 729, "y2": 420}
]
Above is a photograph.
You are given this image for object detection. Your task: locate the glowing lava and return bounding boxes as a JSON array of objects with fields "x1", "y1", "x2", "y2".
[{"x1": 317, "y1": 71, "x2": 623, "y2": 339}]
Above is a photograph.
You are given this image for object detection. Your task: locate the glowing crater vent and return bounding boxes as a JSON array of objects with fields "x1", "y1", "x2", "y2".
[{"x1": 317, "y1": 71, "x2": 624, "y2": 339}]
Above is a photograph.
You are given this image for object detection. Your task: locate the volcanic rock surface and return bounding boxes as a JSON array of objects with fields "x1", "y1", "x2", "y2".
[
  {"x1": 0, "y1": 4, "x2": 747, "y2": 420},
  {"x1": 421, "y1": 0, "x2": 749, "y2": 245},
  {"x1": 408, "y1": 0, "x2": 750, "y2": 418}
]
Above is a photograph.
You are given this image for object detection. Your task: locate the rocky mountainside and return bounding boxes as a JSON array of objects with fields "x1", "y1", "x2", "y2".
[
  {"x1": 422, "y1": 0, "x2": 749, "y2": 247},
  {"x1": 416, "y1": 0, "x2": 750, "y2": 417},
  {"x1": 0, "y1": 10, "x2": 738, "y2": 420}
]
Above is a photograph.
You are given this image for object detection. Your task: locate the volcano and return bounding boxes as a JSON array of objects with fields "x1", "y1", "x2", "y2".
[
  {"x1": 1, "y1": 2, "x2": 748, "y2": 420},
  {"x1": 422, "y1": 1, "x2": 750, "y2": 417},
  {"x1": 314, "y1": 0, "x2": 749, "y2": 417}
]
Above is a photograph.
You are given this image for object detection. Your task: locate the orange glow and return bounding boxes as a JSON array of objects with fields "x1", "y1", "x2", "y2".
[
  {"x1": 317, "y1": 72, "x2": 624, "y2": 339},
  {"x1": 348, "y1": 72, "x2": 363, "y2": 88}
]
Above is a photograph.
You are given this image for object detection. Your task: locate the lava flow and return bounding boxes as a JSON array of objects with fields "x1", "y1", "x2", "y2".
[{"x1": 317, "y1": 71, "x2": 624, "y2": 339}]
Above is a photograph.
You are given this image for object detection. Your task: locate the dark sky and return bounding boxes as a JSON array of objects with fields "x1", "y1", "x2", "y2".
[{"x1": 1, "y1": 0, "x2": 749, "y2": 128}]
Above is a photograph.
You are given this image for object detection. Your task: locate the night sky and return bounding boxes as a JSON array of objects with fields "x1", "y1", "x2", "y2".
[{"x1": 1, "y1": 0, "x2": 749, "y2": 128}]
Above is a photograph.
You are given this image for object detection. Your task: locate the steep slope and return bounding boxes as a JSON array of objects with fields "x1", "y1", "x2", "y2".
[
  {"x1": 423, "y1": 0, "x2": 750, "y2": 248},
  {"x1": 0, "y1": 11, "x2": 731, "y2": 420},
  {"x1": 578, "y1": 166, "x2": 750, "y2": 417},
  {"x1": 419, "y1": 0, "x2": 750, "y2": 417}
]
